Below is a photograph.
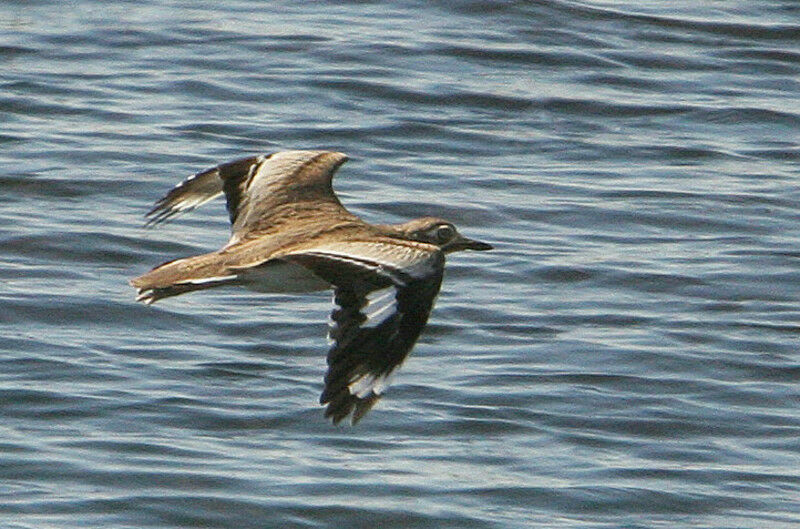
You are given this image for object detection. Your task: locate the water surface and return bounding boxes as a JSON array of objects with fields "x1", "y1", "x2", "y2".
[{"x1": 2, "y1": 1, "x2": 799, "y2": 528}]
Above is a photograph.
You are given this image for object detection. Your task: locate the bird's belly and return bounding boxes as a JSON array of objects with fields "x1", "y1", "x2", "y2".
[{"x1": 237, "y1": 260, "x2": 331, "y2": 293}]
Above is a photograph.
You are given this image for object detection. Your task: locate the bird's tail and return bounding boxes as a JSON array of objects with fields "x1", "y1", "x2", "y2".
[{"x1": 130, "y1": 252, "x2": 238, "y2": 304}]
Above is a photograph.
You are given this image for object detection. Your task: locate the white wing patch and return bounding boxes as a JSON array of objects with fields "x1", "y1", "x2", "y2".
[
  {"x1": 327, "y1": 284, "x2": 403, "y2": 399},
  {"x1": 135, "y1": 290, "x2": 158, "y2": 305},
  {"x1": 162, "y1": 193, "x2": 218, "y2": 215},
  {"x1": 362, "y1": 286, "x2": 398, "y2": 328},
  {"x1": 286, "y1": 240, "x2": 445, "y2": 424},
  {"x1": 348, "y1": 371, "x2": 395, "y2": 398},
  {"x1": 325, "y1": 285, "x2": 398, "y2": 344},
  {"x1": 144, "y1": 166, "x2": 227, "y2": 225}
]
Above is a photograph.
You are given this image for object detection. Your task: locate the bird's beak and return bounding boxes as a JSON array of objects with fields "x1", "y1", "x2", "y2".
[{"x1": 448, "y1": 235, "x2": 493, "y2": 252}]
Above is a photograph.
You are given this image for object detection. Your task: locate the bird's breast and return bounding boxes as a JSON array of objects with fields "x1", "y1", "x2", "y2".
[{"x1": 236, "y1": 259, "x2": 331, "y2": 293}]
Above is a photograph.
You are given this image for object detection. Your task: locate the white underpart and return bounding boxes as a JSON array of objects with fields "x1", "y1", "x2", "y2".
[{"x1": 237, "y1": 260, "x2": 330, "y2": 293}]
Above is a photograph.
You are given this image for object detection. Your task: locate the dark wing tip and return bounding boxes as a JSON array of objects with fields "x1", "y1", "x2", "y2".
[
  {"x1": 140, "y1": 154, "x2": 266, "y2": 228},
  {"x1": 143, "y1": 196, "x2": 183, "y2": 227},
  {"x1": 322, "y1": 391, "x2": 381, "y2": 426}
]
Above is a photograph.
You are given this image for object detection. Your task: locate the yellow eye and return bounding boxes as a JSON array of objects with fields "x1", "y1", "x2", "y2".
[{"x1": 434, "y1": 224, "x2": 455, "y2": 243}]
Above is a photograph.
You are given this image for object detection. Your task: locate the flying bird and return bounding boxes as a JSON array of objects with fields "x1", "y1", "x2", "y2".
[{"x1": 131, "y1": 151, "x2": 492, "y2": 424}]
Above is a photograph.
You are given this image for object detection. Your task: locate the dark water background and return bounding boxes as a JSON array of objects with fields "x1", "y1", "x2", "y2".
[{"x1": 2, "y1": 1, "x2": 800, "y2": 527}]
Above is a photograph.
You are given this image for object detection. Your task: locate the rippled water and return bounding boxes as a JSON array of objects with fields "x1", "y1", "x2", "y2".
[{"x1": 2, "y1": 1, "x2": 800, "y2": 527}]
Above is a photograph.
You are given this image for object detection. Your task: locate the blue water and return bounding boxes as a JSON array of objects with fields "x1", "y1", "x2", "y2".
[{"x1": 2, "y1": 1, "x2": 800, "y2": 527}]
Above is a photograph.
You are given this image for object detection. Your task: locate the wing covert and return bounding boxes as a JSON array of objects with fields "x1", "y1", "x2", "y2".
[{"x1": 144, "y1": 151, "x2": 351, "y2": 241}]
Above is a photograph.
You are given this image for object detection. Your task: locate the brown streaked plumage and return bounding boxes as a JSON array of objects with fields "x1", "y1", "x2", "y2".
[{"x1": 131, "y1": 150, "x2": 492, "y2": 424}]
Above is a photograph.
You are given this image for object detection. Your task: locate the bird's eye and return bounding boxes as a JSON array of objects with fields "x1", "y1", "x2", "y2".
[{"x1": 434, "y1": 224, "x2": 455, "y2": 243}]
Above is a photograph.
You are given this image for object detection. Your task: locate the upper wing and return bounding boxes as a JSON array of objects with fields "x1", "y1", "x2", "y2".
[
  {"x1": 145, "y1": 151, "x2": 352, "y2": 241},
  {"x1": 145, "y1": 155, "x2": 262, "y2": 226},
  {"x1": 282, "y1": 240, "x2": 445, "y2": 425}
]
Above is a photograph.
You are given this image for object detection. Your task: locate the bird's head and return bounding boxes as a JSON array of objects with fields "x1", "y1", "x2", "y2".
[{"x1": 390, "y1": 216, "x2": 493, "y2": 254}]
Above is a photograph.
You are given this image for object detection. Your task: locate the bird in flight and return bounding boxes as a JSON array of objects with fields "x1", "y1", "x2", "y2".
[{"x1": 131, "y1": 151, "x2": 492, "y2": 424}]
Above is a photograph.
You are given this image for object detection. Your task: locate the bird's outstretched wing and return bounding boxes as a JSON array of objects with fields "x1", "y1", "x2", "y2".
[
  {"x1": 145, "y1": 154, "x2": 262, "y2": 226},
  {"x1": 145, "y1": 150, "x2": 352, "y2": 242},
  {"x1": 282, "y1": 240, "x2": 445, "y2": 425}
]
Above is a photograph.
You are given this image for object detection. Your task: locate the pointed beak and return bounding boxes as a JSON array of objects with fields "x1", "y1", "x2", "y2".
[{"x1": 448, "y1": 235, "x2": 493, "y2": 252}]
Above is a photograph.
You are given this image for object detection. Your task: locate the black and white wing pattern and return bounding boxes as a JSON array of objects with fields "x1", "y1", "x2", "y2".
[
  {"x1": 282, "y1": 240, "x2": 445, "y2": 424},
  {"x1": 145, "y1": 154, "x2": 264, "y2": 226},
  {"x1": 145, "y1": 151, "x2": 351, "y2": 240}
]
